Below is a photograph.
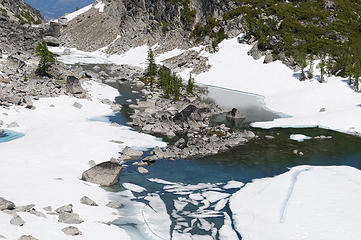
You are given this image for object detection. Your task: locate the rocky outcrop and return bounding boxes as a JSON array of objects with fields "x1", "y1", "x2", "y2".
[
  {"x1": 0, "y1": 0, "x2": 44, "y2": 25},
  {"x1": 60, "y1": 0, "x2": 240, "y2": 54},
  {"x1": 82, "y1": 161, "x2": 123, "y2": 186},
  {"x1": 0, "y1": 197, "x2": 15, "y2": 211}
]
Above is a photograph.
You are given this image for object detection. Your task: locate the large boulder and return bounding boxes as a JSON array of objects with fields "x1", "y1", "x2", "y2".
[
  {"x1": 174, "y1": 105, "x2": 211, "y2": 123},
  {"x1": 247, "y1": 43, "x2": 263, "y2": 60},
  {"x1": 43, "y1": 36, "x2": 60, "y2": 47},
  {"x1": 66, "y1": 76, "x2": 85, "y2": 95},
  {"x1": 46, "y1": 22, "x2": 61, "y2": 38},
  {"x1": 0, "y1": 197, "x2": 15, "y2": 210},
  {"x1": 82, "y1": 161, "x2": 122, "y2": 186},
  {"x1": 58, "y1": 212, "x2": 84, "y2": 224},
  {"x1": 58, "y1": 17, "x2": 68, "y2": 27}
]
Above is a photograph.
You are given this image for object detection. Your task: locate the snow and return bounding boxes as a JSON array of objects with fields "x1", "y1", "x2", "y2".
[
  {"x1": 230, "y1": 166, "x2": 361, "y2": 240},
  {"x1": 193, "y1": 36, "x2": 361, "y2": 136},
  {"x1": 94, "y1": 1, "x2": 105, "y2": 13},
  {"x1": 122, "y1": 183, "x2": 146, "y2": 193},
  {"x1": 49, "y1": 45, "x2": 149, "y2": 67},
  {"x1": 0, "y1": 80, "x2": 165, "y2": 240},
  {"x1": 61, "y1": 4, "x2": 93, "y2": 22},
  {"x1": 289, "y1": 134, "x2": 312, "y2": 142},
  {"x1": 223, "y1": 180, "x2": 244, "y2": 189}
]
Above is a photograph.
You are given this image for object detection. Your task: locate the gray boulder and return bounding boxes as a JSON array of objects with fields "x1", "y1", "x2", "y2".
[
  {"x1": 264, "y1": 53, "x2": 274, "y2": 64},
  {"x1": 43, "y1": 36, "x2": 60, "y2": 47},
  {"x1": 106, "y1": 201, "x2": 123, "y2": 209},
  {"x1": 47, "y1": 22, "x2": 61, "y2": 38},
  {"x1": 10, "y1": 215, "x2": 25, "y2": 226},
  {"x1": 80, "y1": 196, "x2": 98, "y2": 206},
  {"x1": 58, "y1": 212, "x2": 84, "y2": 224},
  {"x1": 72, "y1": 102, "x2": 83, "y2": 109},
  {"x1": 58, "y1": 17, "x2": 68, "y2": 27},
  {"x1": 121, "y1": 147, "x2": 143, "y2": 158},
  {"x1": 62, "y1": 226, "x2": 82, "y2": 236},
  {"x1": 0, "y1": 197, "x2": 15, "y2": 210},
  {"x1": 248, "y1": 43, "x2": 263, "y2": 60},
  {"x1": 18, "y1": 236, "x2": 38, "y2": 240},
  {"x1": 82, "y1": 161, "x2": 122, "y2": 186},
  {"x1": 55, "y1": 204, "x2": 73, "y2": 214},
  {"x1": 66, "y1": 76, "x2": 85, "y2": 95}
]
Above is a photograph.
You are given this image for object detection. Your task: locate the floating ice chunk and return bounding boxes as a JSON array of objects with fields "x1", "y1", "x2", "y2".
[
  {"x1": 289, "y1": 134, "x2": 312, "y2": 142},
  {"x1": 223, "y1": 180, "x2": 244, "y2": 189},
  {"x1": 230, "y1": 166, "x2": 361, "y2": 240},
  {"x1": 148, "y1": 178, "x2": 177, "y2": 185},
  {"x1": 174, "y1": 199, "x2": 188, "y2": 211},
  {"x1": 202, "y1": 191, "x2": 230, "y2": 203},
  {"x1": 214, "y1": 198, "x2": 228, "y2": 211},
  {"x1": 189, "y1": 193, "x2": 204, "y2": 201},
  {"x1": 219, "y1": 213, "x2": 239, "y2": 240},
  {"x1": 122, "y1": 183, "x2": 146, "y2": 193}
]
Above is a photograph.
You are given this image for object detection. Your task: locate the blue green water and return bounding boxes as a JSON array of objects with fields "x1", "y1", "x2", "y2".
[{"x1": 0, "y1": 130, "x2": 24, "y2": 143}]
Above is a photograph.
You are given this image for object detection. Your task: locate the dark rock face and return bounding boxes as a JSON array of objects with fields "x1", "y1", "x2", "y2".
[
  {"x1": 66, "y1": 76, "x2": 85, "y2": 95},
  {"x1": 174, "y1": 105, "x2": 210, "y2": 123}
]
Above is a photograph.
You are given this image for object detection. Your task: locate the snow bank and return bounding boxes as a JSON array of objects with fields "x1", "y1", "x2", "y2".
[
  {"x1": 230, "y1": 166, "x2": 361, "y2": 240},
  {"x1": 0, "y1": 80, "x2": 165, "y2": 240},
  {"x1": 62, "y1": 4, "x2": 93, "y2": 22},
  {"x1": 193, "y1": 36, "x2": 361, "y2": 136},
  {"x1": 289, "y1": 134, "x2": 312, "y2": 142},
  {"x1": 94, "y1": 1, "x2": 106, "y2": 13}
]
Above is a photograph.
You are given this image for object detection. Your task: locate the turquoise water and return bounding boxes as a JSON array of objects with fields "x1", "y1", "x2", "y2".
[{"x1": 0, "y1": 130, "x2": 24, "y2": 143}]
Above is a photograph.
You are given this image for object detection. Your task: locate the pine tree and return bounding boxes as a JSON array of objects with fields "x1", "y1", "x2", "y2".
[
  {"x1": 319, "y1": 54, "x2": 326, "y2": 82},
  {"x1": 186, "y1": 73, "x2": 194, "y2": 95},
  {"x1": 308, "y1": 56, "x2": 314, "y2": 79},
  {"x1": 353, "y1": 61, "x2": 360, "y2": 92},
  {"x1": 146, "y1": 48, "x2": 157, "y2": 87},
  {"x1": 35, "y1": 41, "x2": 55, "y2": 76}
]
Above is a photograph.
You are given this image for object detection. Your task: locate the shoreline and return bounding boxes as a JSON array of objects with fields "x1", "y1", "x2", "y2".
[{"x1": 0, "y1": 80, "x2": 165, "y2": 239}]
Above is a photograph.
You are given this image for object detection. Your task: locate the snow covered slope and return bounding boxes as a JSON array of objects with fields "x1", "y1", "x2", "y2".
[
  {"x1": 0, "y1": 80, "x2": 165, "y2": 239},
  {"x1": 194, "y1": 37, "x2": 361, "y2": 136},
  {"x1": 230, "y1": 166, "x2": 361, "y2": 240}
]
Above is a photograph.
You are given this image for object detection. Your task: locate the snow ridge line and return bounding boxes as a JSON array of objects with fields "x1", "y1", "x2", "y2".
[{"x1": 280, "y1": 167, "x2": 312, "y2": 223}]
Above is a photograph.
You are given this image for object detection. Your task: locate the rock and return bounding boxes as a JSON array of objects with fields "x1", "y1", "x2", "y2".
[
  {"x1": 63, "y1": 48, "x2": 71, "y2": 55},
  {"x1": 264, "y1": 53, "x2": 274, "y2": 64},
  {"x1": 320, "y1": 108, "x2": 326, "y2": 112},
  {"x1": 7, "y1": 122, "x2": 19, "y2": 128},
  {"x1": 58, "y1": 17, "x2": 68, "y2": 27},
  {"x1": 226, "y1": 108, "x2": 245, "y2": 120},
  {"x1": 66, "y1": 76, "x2": 85, "y2": 95},
  {"x1": 80, "y1": 196, "x2": 98, "y2": 206},
  {"x1": 0, "y1": 197, "x2": 15, "y2": 210},
  {"x1": 265, "y1": 135, "x2": 275, "y2": 140},
  {"x1": 15, "y1": 204, "x2": 35, "y2": 212},
  {"x1": 43, "y1": 36, "x2": 60, "y2": 47},
  {"x1": 137, "y1": 167, "x2": 149, "y2": 174},
  {"x1": 106, "y1": 201, "x2": 123, "y2": 209},
  {"x1": 0, "y1": 235, "x2": 6, "y2": 239},
  {"x1": 292, "y1": 149, "x2": 299, "y2": 155},
  {"x1": 152, "y1": 146, "x2": 164, "y2": 158},
  {"x1": 18, "y1": 235, "x2": 38, "y2": 240},
  {"x1": 142, "y1": 155, "x2": 157, "y2": 163},
  {"x1": 23, "y1": 97, "x2": 33, "y2": 109},
  {"x1": 47, "y1": 22, "x2": 61, "y2": 37},
  {"x1": 174, "y1": 138, "x2": 186, "y2": 149},
  {"x1": 72, "y1": 102, "x2": 83, "y2": 109},
  {"x1": 55, "y1": 204, "x2": 73, "y2": 214},
  {"x1": 10, "y1": 214, "x2": 25, "y2": 226},
  {"x1": 166, "y1": 130, "x2": 176, "y2": 138},
  {"x1": 121, "y1": 147, "x2": 143, "y2": 158},
  {"x1": 43, "y1": 206, "x2": 52, "y2": 212},
  {"x1": 88, "y1": 160, "x2": 96, "y2": 167},
  {"x1": 135, "y1": 81, "x2": 145, "y2": 87},
  {"x1": 62, "y1": 226, "x2": 82, "y2": 236},
  {"x1": 248, "y1": 43, "x2": 263, "y2": 60},
  {"x1": 58, "y1": 212, "x2": 84, "y2": 224},
  {"x1": 82, "y1": 161, "x2": 122, "y2": 186}
]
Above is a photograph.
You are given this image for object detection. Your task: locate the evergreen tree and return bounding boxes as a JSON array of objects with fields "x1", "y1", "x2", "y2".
[
  {"x1": 146, "y1": 48, "x2": 157, "y2": 87},
  {"x1": 353, "y1": 61, "x2": 360, "y2": 92},
  {"x1": 35, "y1": 41, "x2": 55, "y2": 76},
  {"x1": 186, "y1": 73, "x2": 194, "y2": 95},
  {"x1": 294, "y1": 47, "x2": 307, "y2": 81},
  {"x1": 308, "y1": 55, "x2": 314, "y2": 79},
  {"x1": 319, "y1": 54, "x2": 326, "y2": 82}
]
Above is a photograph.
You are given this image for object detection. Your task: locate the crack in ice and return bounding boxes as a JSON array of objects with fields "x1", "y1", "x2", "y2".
[{"x1": 280, "y1": 167, "x2": 312, "y2": 223}]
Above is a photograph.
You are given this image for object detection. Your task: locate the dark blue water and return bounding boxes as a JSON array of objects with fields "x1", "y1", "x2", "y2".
[{"x1": 104, "y1": 81, "x2": 361, "y2": 239}]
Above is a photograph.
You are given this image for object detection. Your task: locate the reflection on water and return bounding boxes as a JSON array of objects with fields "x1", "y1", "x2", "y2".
[{"x1": 199, "y1": 84, "x2": 281, "y2": 123}]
